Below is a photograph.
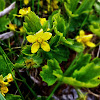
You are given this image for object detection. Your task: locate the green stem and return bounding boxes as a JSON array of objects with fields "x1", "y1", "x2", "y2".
[
  {"x1": 20, "y1": 0, "x2": 23, "y2": 8},
  {"x1": 77, "y1": 12, "x2": 90, "y2": 35},
  {"x1": 0, "y1": 46, "x2": 25, "y2": 100},
  {"x1": 37, "y1": 0, "x2": 40, "y2": 15},
  {"x1": 64, "y1": 52, "x2": 82, "y2": 76},
  {"x1": 46, "y1": 82, "x2": 61, "y2": 100},
  {"x1": 32, "y1": 0, "x2": 35, "y2": 11},
  {"x1": 15, "y1": 69, "x2": 37, "y2": 98}
]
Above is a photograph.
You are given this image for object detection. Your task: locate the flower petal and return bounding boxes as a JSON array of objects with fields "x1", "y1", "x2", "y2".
[
  {"x1": 36, "y1": 29, "x2": 43, "y2": 38},
  {"x1": 76, "y1": 36, "x2": 82, "y2": 42},
  {"x1": 31, "y1": 42, "x2": 40, "y2": 53},
  {"x1": 79, "y1": 30, "x2": 85, "y2": 36},
  {"x1": 84, "y1": 34, "x2": 93, "y2": 41},
  {"x1": 86, "y1": 41, "x2": 96, "y2": 47},
  {"x1": 41, "y1": 42, "x2": 50, "y2": 52},
  {"x1": 26, "y1": 35, "x2": 37, "y2": 43},
  {"x1": 41, "y1": 32, "x2": 52, "y2": 41}
]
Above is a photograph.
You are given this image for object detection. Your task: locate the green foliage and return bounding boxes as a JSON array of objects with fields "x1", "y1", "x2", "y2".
[
  {"x1": 0, "y1": 16, "x2": 10, "y2": 32},
  {"x1": 16, "y1": 54, "x2": 43, "y2": 68},
  {"x1": 0, "y1": 55, "x2": 12, "y2": 76},
  {"x1": 22, "y1": 45, "x2": 32, "y2": 56},
  {"x1": 43, "y1": 45, "x2": 70, "y2": 63},
  {"x1": 5, "y1": 94, "x2": 22, "y2": 100},
  {"x1": 54, "y1": 54, "x2": 100, "y2": 88},
  {"x1": 0, "y1": 0, "x2": 5, "y2": 11},
  {"x1": 48, "y1": 10, "x2": 59, "y2": 29},
  {"x1": 24, "y1": 11, "x2": 42, "y2": 33},
  {"x1": 75, "y1": 0, "x2": 95, "y2": 14},
  {"x1": 53, "y1": 11, "x2": 68, "y2": 37},
  {"x1": 89, "y1": 22, "x2": 100, "y2": 37},
  {"x1": 40, "y1": 59, "x2": 63, "y2": 86},
  {"x1": 94, "y1": 2, "x2": 100, "y2": 15}
]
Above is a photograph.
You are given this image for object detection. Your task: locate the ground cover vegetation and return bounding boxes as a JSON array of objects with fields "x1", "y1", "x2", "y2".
[{"x1": 0, "y1": 0, "x2": 100, "y2": 100}]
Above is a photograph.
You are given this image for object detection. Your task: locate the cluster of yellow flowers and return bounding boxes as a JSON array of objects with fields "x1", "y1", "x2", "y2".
[
  {"x1": 0, "y1": 73, "x2": 13, "y2": 96},
  {"x1": 76, "y1": 30, "x2": 96, "y2": 47},
  {"x1": 46, "y1": 0, "x2": 59, "y2": 12},
  {"x1": 40, "y1": 0, "x2": 59, "y2": 12}
]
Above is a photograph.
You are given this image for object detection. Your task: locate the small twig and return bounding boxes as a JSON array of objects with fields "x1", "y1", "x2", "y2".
[
  {"x1": 30, "y1": 76, "x2": 40, "y2": 84},
  {"x1": 0, "y1": 31, "x2": 14, "y2": 40},
  {"x1": 87, "y1": 89, "x2": 100, "y2": 98},
  {"x1": 97, "y1": 45, "x2": 100, "y2": 57},
  {"x1": 0, "y1": 2, "x2": 16, "y2": 17}
]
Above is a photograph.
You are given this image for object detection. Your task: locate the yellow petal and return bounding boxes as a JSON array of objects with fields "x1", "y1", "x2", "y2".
[
  {"x1": 36, "y1": 29, "x2": 43, "y2": 37},
  {"x1": 1, "y1": 86, "x2": 8, "y2": 94},
  {"x1": 6, "y1": 73, "x2": 13, "y2": 83},
  {"x1": 19, "y1": 7, "x2": 31, "y2": 16},
  {"x1": 84, "y1": 34, "x2": 93, "y2": 41},
  {"x1": 86, "y1": 41, "x2": 96, "y2": 47},
  {"x1": 79, "y1": 30, "x2": 85, "y2": 36},
  {"x1": 40, "y1": 18, "x2": 46, "y2": 26},
  {"x1": 26, "y1": 35, "x2": 37, "y2": 43},
  {"x1": 31, "y1": 42, "x2": 40, "y2": 53},
  {"x1": 41, "y1": 42, "x2": 50, "y2": 52},
  {"x1": 76, "y1": 36, "x2": 82, "y2": 42},
  {"x1": 41, "y1": 32, "x2": 52, "y2": 41}
]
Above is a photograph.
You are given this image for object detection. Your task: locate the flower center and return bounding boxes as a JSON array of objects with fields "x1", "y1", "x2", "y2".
[{"x1": 37, "y1": 37, "x2": 43, "y2": 43}]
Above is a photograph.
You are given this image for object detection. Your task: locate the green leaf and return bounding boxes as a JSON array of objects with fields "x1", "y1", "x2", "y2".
[
  {"x1": 64, "y1": 2, "x2": 78, "y2": 17},
  {"x1": 63, "y1": 41, "x2": 84, "y2": 53},
  {"x1": 65, "y1": 53, "x2": 91, "y2": 77},
  {"x1": 43, "y1": 45, "x2": 70, "y2": 63},
  {"x1": 0, "y1": 93, "x2": 6, "y2": 100},
  {"x1": 0, "y1": 0, "x2": 5, "y2": 11},
  {"x1": 75, "y1": 0, "x2": 95, "y2": 14},
  {"x1": 53, "y1": 11, "x2": 68, "y2": 37},
  {"x1": 5, "y1": 94, "x2": 22, "y2": 100},
  {"x1": 72, "y1": 63, "x2": 100, "y2": 82},
  {"x1": 53, "y1": 71, "x2": 100, "y2": 88},
  {"x1": 24, "y1": 11, "x2": 42, "y2": 33},
  {"x1": 48, "y1": 10, "x2": 59, "y2": 29},
  {"x1": 94, "y1": 3, "x2": 100, "y2": 15},
  {"x1": 0, "y1": 55, "x2": 12, "y2": 76},
  {"x1": 22, "y1": 45, "x2": 33, "y2": 56},
  {"x1": 0, "y1": 16, "x2": 10, "y2": 32},
  {"x1": 89, "y1": 22, "x2": 100, "y2": 37},
  {"x1": 40, "y1": 59, "x2": 62, "y2": 86}
]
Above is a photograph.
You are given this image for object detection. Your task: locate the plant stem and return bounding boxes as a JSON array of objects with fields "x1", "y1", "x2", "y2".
[
  {"x1": 46, "y1": 82, "x2": 61, "y2": 100},
  {"x1": 0, "y1": 46, "x2": 25, "y2": 100},
  {"x1": 32, "y1": 0, "x2": 35, "y2": 11},
  {"x1": 15, "y1": 69, "x2": 37, "y2": 98},
  {"x1": 37, "y1": 0, "x2": 40, "y2": 15}
]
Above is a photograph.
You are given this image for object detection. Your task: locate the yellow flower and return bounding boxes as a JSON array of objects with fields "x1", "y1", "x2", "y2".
[
  {"x1": 19, "y1": 26, "x2": 26, "y2": 34},
  {"x1": 0, "y1": 75, "x2": 8, "y2": 86},
  {"x1": 9, "y1": 23, "x2": 17, "y2": 31},
  {"x1": 46, "y1": 0, "x2": 59, "y2": 12},
  {"x1": 6, "y1": 73, "x2": 13, "y2": 83},
  {"x1": 0, "y1": 86, "x2": 8, "y2": 96},
  {"x1": 15, "y1": 7, "x2": 31, "y2": 17},
  {"x1": 26, "y1": 29, "x2": 52, "y2": 53},
  {"x1": 40, "y1": 18, "x2": 47, "y2": 26},
  {"x1": 24, "y1": 0, "x2": 29, "y2": 5},
  {"x1": 39, "y1": 0, "x2": 43, "y2": 7},
  {"x1": 25, "y1": 58, "x2": 35, "y2": 69},
  {"x1": 76, "y1": 30, "x2": 96, "y2": 47}
]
